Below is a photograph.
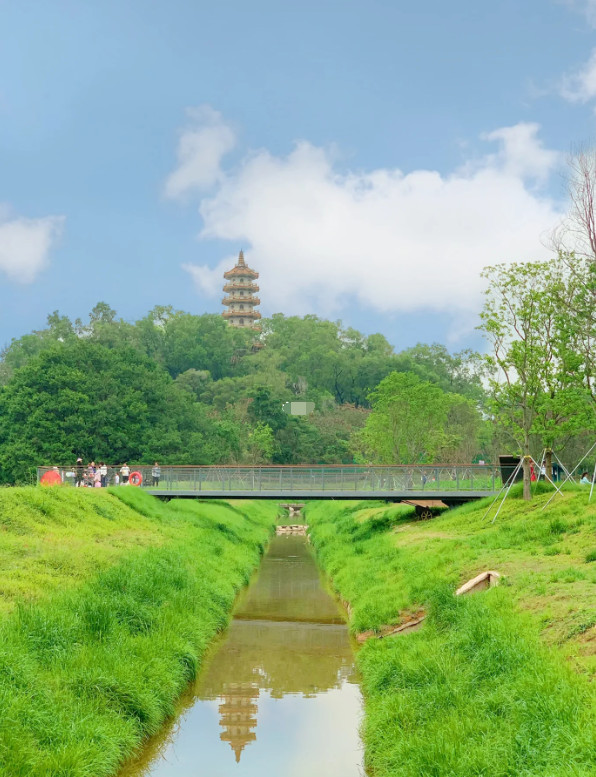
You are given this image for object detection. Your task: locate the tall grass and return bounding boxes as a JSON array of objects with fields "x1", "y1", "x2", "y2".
[
  {"x1": 307, "y1": 498, "x2": 596, "y2": 777},
  {"x1": 0, "y1": 488, "x2": 276, "y2": 776}
]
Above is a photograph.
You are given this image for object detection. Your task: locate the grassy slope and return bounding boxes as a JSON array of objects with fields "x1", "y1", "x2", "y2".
[
  {"x1": 307, "y1": 489, "x2": 596, "y2": 777},
  {"x1": 0, "y1": 487, "x2": 276, "y2": 777}
]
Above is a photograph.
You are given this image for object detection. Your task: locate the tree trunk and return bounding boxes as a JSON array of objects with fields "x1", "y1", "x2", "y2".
[
  {"x1": 545, "y1": 448, "x2": 553, "y2": 481},
  {"x1": 522, "y1": 434, "x2": 532, "y2": 501}
]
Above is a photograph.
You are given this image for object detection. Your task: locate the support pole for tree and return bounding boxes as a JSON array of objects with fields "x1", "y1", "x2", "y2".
[
  {"x1": 552, "y1": 451, "x2": 571, "y2": 480},
  {"x1": 542, "y1": 440, "x2": 596, "y2": 510},
  {"x1": 529, "y1": 455, "x2": 563, "y2": 497},
  {"x1": 482, "y1": 458, "x2": 523, "y2": 522},
  {"x1": 491, "y1": 459, "x2": 524, "y2": 524},
  {"x1": 589, "y1": 461, "x2": 596, "y2": 503}
]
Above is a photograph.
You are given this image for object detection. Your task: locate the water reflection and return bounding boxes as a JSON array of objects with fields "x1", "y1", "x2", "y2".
[{"x1": 121, "y1": 535, "x2": 364, "y2": 776}]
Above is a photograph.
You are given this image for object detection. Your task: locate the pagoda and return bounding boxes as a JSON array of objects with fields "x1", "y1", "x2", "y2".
[{"x1": 222, "y1": 250, "x2": 261, "y2": 330}]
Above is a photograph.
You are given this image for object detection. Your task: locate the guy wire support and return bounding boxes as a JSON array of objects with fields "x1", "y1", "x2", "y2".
[
  {"x1": 482, "y1": 457, "x2": 523, "y2": 523},
  {"x1": 542, "y1": 440, "x2": 596, "y2": 510}
]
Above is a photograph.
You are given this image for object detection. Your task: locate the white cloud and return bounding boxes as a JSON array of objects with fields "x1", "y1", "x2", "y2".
[
  {"x1": 0, "y1": 209, "x2": 64, "y2": 283},
  {"x1": 164, "y1": 105, "x2": 236, "y2": 199},
  {"x1": 171, "y1": 114, "x2": 563, "y2": 337},
  {"x1": 559, "y1": 48, "x2": 596, "y2": 102},
  {"x1": 481, "y1": 123, "x2": 560, "y2": 182}
]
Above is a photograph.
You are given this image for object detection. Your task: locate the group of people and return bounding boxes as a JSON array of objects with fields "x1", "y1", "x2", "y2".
[{"x1": 74, "y1": 459, "x2": 161, "y2": 487}]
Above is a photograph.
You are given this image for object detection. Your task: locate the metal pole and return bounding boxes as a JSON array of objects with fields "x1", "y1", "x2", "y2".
[
  {"x1": 589, "y1": 461, "x2": 596, "y2": 503},
  {"x1": 491, "y1": 459, "x2": 524, "y2": 523},
  {"x1": 483, "y1": 459, "x2": 522, "y2": 521},
  {"x1": 530, "y1": 455, "x2": 563, "y2": 496},
  {"x1": 553, "y1": 451, "x2": 571, "y2": 480},
  {"x1": 542, "y1": 439, "x2": 596, "y2": 510}
]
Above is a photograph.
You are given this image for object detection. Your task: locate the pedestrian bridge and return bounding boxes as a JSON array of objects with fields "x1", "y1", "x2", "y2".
[{"x1": 39, "y1": 465, "x2": 498, "y2": 506}]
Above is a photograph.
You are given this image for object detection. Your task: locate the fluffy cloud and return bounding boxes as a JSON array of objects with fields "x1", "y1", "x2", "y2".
[
  {"x1": 0, "y1": 209, "x2": 64, "y2": 283},
  {"x1": 173, "y1": 111, "x2": 563, "y2": 333},
  {"x1": 481, "y1": 123, "x2": 560, "y2": 182},
  {"x1": 559, "y1": 48, "x2": 596, "y2": 102},
  {"x1": 164, "y1": 105, "x2": 236, "y2": 198}
]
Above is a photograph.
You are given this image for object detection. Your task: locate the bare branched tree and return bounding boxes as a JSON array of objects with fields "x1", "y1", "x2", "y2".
[{"x1": 548, "y1": 146, "x2": 596, "y2": 263}]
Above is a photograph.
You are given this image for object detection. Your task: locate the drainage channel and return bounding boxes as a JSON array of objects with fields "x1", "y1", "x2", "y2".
[{"x1": 120, "y1": 533, "x2": 364, "y2": 776}]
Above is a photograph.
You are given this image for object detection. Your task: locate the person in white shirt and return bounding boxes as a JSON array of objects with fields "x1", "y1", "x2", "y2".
[
  {"x1": 120, "y1": 463, "x2": 130, "y2": 484},
  {"x1": 151, "y1": 462, "x2": 161, "y2": 487}
]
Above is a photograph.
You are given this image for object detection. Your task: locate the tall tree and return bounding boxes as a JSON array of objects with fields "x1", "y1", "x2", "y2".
[
  {"x1": 359, "y1": 371, "x2": 452, "y2": 464},
  {"x1": 0, "y1": 340, "x2": 227, "y2": 482},
  {"x1": 479, "y1": 260, "x2": 588, "y2": 499}
]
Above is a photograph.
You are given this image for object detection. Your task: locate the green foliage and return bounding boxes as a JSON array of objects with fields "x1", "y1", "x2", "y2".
[
  {"x1": 246, "y1": 422, "x2": 274, "y2": 464},
  {"x1": 360, "y1": 371, "x2": 482, "y2": 463},
  {"x1": 0, "y1": 304, "x2": 486, "y2": 482},
  {"x1": 307, "y1": 495, "x2": 596, "y2": 776},
  {"x1": 0, "y1": 340, "x2": 235, "y2": 482},
  {"x1": 0, "y1": 488, "x2": 276, "y2": 776},
  {"x1": 359, "y1": 591, "x2": 595, "y2": 777},
  {"x1": 479, "y1": 258, "x2": 595, "y2": 498},
  {"x1": 393, "y1": 343, "x2": 484, "y2": 399}
]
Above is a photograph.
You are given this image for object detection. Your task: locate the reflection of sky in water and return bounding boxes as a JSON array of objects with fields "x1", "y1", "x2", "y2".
[
  {"x1": 121, "y1": 536, "x2": 364, "y2": 777},
  {"x1": 138, "y1": 685, "x2": 363, "y2": 777}
]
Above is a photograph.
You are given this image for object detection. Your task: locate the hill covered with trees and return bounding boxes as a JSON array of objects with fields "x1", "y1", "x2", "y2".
[{"x1": 0, "y1": 303, "x2": 486, "y2": 483}]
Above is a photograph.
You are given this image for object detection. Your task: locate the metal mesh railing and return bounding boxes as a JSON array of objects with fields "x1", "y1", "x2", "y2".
[{"x1": 37, "y1": 464, "x2": 498, "y2": 494}]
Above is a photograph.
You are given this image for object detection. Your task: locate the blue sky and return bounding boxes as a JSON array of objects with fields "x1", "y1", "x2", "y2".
[{"x1": 1, "y1": 0, "x2": 596, "y2": 351}]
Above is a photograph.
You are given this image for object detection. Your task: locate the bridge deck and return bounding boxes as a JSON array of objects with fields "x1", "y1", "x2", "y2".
[{"x1": 145, "y1": 489, "x2": 494, "y2": 504}]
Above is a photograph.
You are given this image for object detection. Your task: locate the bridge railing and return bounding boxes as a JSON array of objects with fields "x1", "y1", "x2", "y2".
[{"x1": 37, "y1": 464, "x2": 498, "y2": 493}]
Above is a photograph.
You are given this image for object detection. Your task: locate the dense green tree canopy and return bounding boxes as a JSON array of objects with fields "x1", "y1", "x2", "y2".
[{"x1": 0, "y1": 303, "x2": 489, "y2": 483}]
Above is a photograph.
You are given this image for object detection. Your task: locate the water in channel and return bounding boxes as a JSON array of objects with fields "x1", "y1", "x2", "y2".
[{"x1": 121, "y1": 534, "x2": 364, "y2": 777}]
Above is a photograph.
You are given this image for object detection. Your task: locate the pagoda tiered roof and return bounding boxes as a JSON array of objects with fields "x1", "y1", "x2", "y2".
[
  {"x1": 222, "y1": 309, "x2": 262, "y2": 320},
  {"x1": 223, "y1": 281, "x2": 259, "y2": 293},
  {"x1": 222, "y1": 296, "x2": 261, "y2": 307},
  {"x1": 223, "y1": 250, "x2": 259, "y2": 280}
]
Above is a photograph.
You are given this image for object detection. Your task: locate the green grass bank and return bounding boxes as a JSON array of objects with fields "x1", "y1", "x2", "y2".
[
  {"x1": 307, "y1": 489, "x2": 596, "y2": 777},
  {"x1": 0, "y1": 487, "x2": 276, "y2": 777}
]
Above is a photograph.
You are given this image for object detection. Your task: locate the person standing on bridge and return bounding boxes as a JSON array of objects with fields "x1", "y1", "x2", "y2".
[
  {"x1": 120, "y1": 462, "x2": 130, "y2": 485},
  {"x1": 151, "y1": 462, "x2": 161, "y2": 487},
  {"x1": 75, "y1": 458, "x2": 84, "y2": 487}
]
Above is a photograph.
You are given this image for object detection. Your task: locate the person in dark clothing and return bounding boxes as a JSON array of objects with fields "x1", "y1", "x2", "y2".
[{"x1": 75, "y1": 458, "x2": 84, "y2": 487}]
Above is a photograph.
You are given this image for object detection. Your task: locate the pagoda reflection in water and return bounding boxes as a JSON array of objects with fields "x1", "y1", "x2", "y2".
[
  {"x1": 196, "y1": 535, "x2": 356, "y2": 763},
  {"x1": 218, "y1": 681, "x2": 259, "y2": 763}
]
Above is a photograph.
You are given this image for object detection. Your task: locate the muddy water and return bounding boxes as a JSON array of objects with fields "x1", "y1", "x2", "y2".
[{"x1": 121, "y1": 534, "x2": 364, "y2": 777}]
